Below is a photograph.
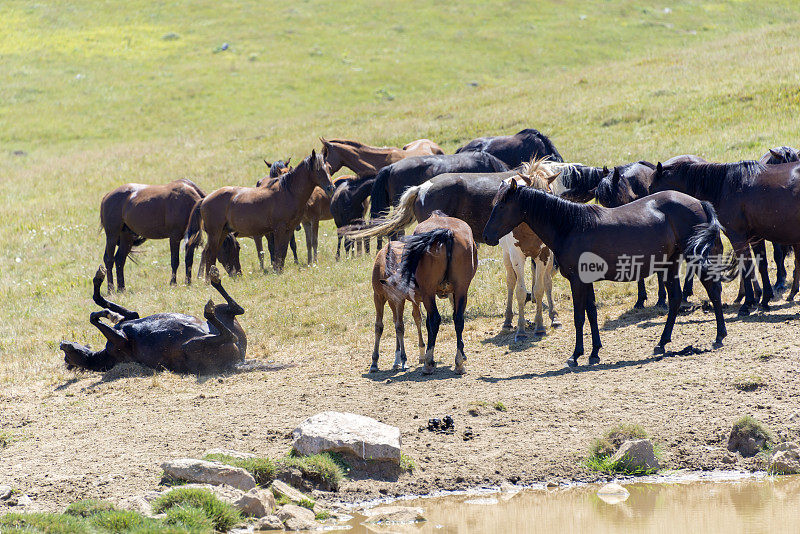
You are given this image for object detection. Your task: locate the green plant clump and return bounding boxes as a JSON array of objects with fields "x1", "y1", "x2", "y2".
[
  {"x1": 203, "y1": 453, "x2": 276, "y2": 486},
  {"x1": 585, "y1": 423, "x2": 657, "y2": 476},
  {"x1": 153, "y1": 487, "x2": 242, "y2": 532},
  {"x1": 279, "y1": 451, "x2": 348, "y2": 490}
]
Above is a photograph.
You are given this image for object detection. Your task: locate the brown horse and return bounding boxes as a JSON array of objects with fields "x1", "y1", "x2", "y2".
[
  {"x1": 100, "y1": 179, "x2": 239, "y2": 292},
  {"x1": 187, "y1": 150, "x2": 334, "y2": 275},
  {"x1": 484, "y1": 182, "x2": 733, "y2": 365},
  {"x1": 371, "y1": 211, "x2": 478, "y2": 374},
  {"x1": 330, "y1": 174, "x2": 377, "y2": 258},
  {"x1": 320, "y1": 137, "x2": 443, "y2": 178},
  {"x1": 253, "y1": 159, "x2": 300, "y2": 270}
]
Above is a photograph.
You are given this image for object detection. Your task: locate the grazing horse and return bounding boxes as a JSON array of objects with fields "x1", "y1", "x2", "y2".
[
  {"x1": 187, "y1": 150, "x2": 334, "y2": 275},
  {"x1": 330, "y1": 174, "x2": 376, "y2": 258},
  {"x1": 483, "y1": 181, "x2": 732, "y2": 365},
  {"x1": 650, "y1": 159, "x2": 800, "y2": 314},
  {"x1": 370, "y1": 211, "x2": 478, "y2": 375},
  {"x1": 60, "y1": 265, "x2": 246, "y2": 374},
  {"x1": 320, "y1": 137, "x2": 443, "y2": 178},
  {"x1": 100, "y1": 179, "x2": 239, "y2": 292},
  {"x1": 455, "y1": 128, "x2": 563, "y2": 168},
  {"x1": 369, "y1": 152, "x2": 508, "y2": 229},
  {"x1": 349, "y1": 160, "x2": 561, "y2": 338},
  {"x1": 759, "y1": 147, "x2": 800, "y2": 292}
]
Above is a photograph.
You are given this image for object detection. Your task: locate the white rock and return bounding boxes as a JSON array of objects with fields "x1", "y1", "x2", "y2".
[
  {"x1": 276, "y1": 504, "x2": 317, "y2": 531},
  {"x1": 770, "y1": 442, "x2": 800, "y2": 474},
  {"x1": 597, "y1": 483, "x2": 629, "y2": 505},
  {"x1": 271, "y1": 479, "x2": 311, "y2": 504},
  {"x1": 610, "y1": 439, "x2": 660, "y2": 472},
  {"x1": 255, "y1": 514, "x2": 284, "y2": 530},
  {"x1": 161, "y1": 459, "x2": 256, "y2": 491},
  {"x1": 0, "y1": 485, "x2": 11, "y2": 500},
  {"x1": 292, "y1": 411, "x2": 401, "y2": 463},
  {"x1": 363, "y1": 505, "x2": 426, "y2": 524},
  {"x1": 236, "y1": 488, "x2": 276, "y2": 517}
]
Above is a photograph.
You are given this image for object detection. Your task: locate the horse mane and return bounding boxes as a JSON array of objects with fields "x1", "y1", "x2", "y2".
[
  {"x1": 176, "y1": 178, "x2": 206, "y2": 198},
  {"x1": 516, "y1": 128, "x2": 563, "y2": 162},
  {"x1": 660, "y1": 160, "x2": 765, "y2": 202},
  {"x1": 502, "y1": 184, "x2": 600, "y2": 236},
  {"x1": 545, "y1": 162, "x2": 604, "y2": 193},
  {"x1": 517, "y1": 157, "x2": 559, "y2": 190},
  {"x1": 325, "y1": 138, "x2": 395, "y2": 153}
]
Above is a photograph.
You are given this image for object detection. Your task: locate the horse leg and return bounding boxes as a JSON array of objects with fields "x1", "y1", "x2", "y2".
[
  {"x1": 421, "y1": 296, "x2": 440, "y2": 375},
  {"x1": 91, "y1": 266, "x2": 139, "y2": 320},
  {"x1": 681, "y1": 270, "x2": 694, "y2": 304},
  {"x1": 732, "y1": 238, "x2": 756, "y2": 316},
  {"x1": 699, "y1": 271, "x2": 726, "y2": 348},
  {"x1": 207, "y1": 267, "x2": 244, "y2": 316},
  {"x1": 752, "y1": 240, "x2": 774, "y2": 309},
  {"x1": 336, "y1": 235, "x2": 342, "y2": 261},
  {"x1": 655, "y1": 268, "x2": 681, "y2": 354},
  {"x1": 114, "y1": 232, "x2": 134, "y2": 291},
  {"x1": 302, "y1": 220, "x2": 313, "y2": 265},
  {"x1": 412, "y1": 302, "x2": 425, "y2": 363},
  {"x1": 453, "y1": 293, "x2": 468, "y2": 375},
  {"x1": 169, "y1": 236, "x2": 180, "y2": 286},
  {"x1": 567, "y1": 278, "x2": 587, "y2": 367},
  {"x1": 391, "y1": 299, "x2": 407, "y2": 371},
  {"x1": 103, "y1": 233, "x2": 117, "y2": 293},
  {"x1": 501, "y1": 248, "x2": 516, "y2": 332},
  {"x1": 532, "y1": 257, "x2": 546, "y2": 336},
  {"x1": 788, "y1": 245, "x2": 800, "y2": 301},
  {"x1": 185, "y1": 238, "x2": 198, "y2": 285},
  {"x1": 773, "y1": 243, "x2": 787, "y2": 291},
  {"x1": 370, "y1": 292, "x2": 385, "y2": 372},
  {"x1": 544, "y1": 255, "x2": 560, "y2": 328},
  {"x1": 90, "y1": 310, "x2": 130, "y2": 351},
  {"x1": 289, "y1": 232, "x2": 299, "y2": 265},
  {"x1": 585, "y1": 283, "x2": 602, "y2": 364},
  {"x1": 655, "y1": 271, "x2": 667, "y2": 308},
  {"x1": 272, "y1": 230, "x2": 291, "y2": 274},
  {"x1": 254, "y1": 236, "x2": 267, "y2": 272},
  {"x1": 312, "y1": 220, "x2": 320, "y2": 264},
  {"x1": 635, "y1": 279, "x2": 647, "y2": 309},
  {"x1": 364, "y1": 237, "x2": 370, "y2": 255}
]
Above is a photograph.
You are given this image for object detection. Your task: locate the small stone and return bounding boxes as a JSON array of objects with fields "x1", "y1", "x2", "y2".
[
  {"x1": 276, "y1": 504, "x2": 316, "y2": 531},
  {"x1": 8, "y1": 494, "x2": 32, "y2": 507},
  {"x1": 161, "y1": 459, "x2": 256, "y2": 491},
  {"x1": 270, "y1": 479, "x2": 311, "y2": 504},
  {"x1": 254, "y1": 514, "x2": 284, "y2": 531},
  {"x1": 363, "y1": 505, "x2": 426, "y2": 524},
  {"x1": 597, "y1": 483, "x2": 629, "y2": 505},
  {"x1": 545, "y1": 480, "x2": 558, "y2": 489},
  {"x1": 118, "y1": 495, "x2": 154, "y2": 516},
  {"x1": 235, "y1": 488, "x2": 276, "y2": 517},
  {"x1": 292, "y1": 411, "x2": 401, "y2": 463},
  {"x1": 610, "y1": 439, "x2": 660, "y2": 472},
  {"x1": 770, "y1": 442, "x2": 800, "y2": 474},
  {"x1": 0, "y1": 486, "x2": 11, "y2": 500}
]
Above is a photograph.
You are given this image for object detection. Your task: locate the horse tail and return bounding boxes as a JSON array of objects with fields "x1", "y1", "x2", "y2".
[
  {"x1": 395, "y1": 228, "x2": 454, "y2": 295},
  {"x1": 685, "y1": 201, "x2": 737, "y2": 282},
  {"x1": 347, "y1": 184, "x2": 421, "y2": 239},
  {"x1": 369, "y1": 167, "x2": 391, "y2": 220},
  {"x1": 185, "y1": 199, "x2": 204, "y2": 248},
  {"x1": 178, "y1": 178, "x2": 206, "y2": 198}
]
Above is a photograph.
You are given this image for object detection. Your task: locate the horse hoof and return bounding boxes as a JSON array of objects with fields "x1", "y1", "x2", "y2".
[
  {"x1": 422, "y1": 364, "x2": 435, "y2": 375},
  {"x1": 653, "y1": 345, "x2": 665, "y2": 355},
  {"x1": 454, "y1": 365, "x2": 467, "y2": 375},
  {"x1": 588, "y1": 355, "x2": 600, "y2": 365},
  {"x1": 737, "y1": 305, "x2": 751, "y2": 317},
  {"x1": 369, "y1": 365, "x2": 379, "y2": 373},
  {"x1": 712, "y1": 340, "x2": 724, "y2": 349},
  {"x1": 633, "y1": 302, "x2": 645, "y2": 310},
  {"x1": 551, "y1": 319, "x2": 562, "y2": 329},
  {"x1": 759, "y1": 304, "x2": 771, "y2": 312},
  {"x1": 534, "y1": 326, "x2": 546, "y2": 336},
  {"x1": 500, "y1": 323, "x2": 514, "y2": 333},
  {"x1": 514, "y1": 331, "x2": 528, "y2": 342},
  {"x1": 566, "y1": 358, "x2": 578, "y2": 368},
  {"x1": 655, "y1": 301, "x2": 667, "y2": 310}
]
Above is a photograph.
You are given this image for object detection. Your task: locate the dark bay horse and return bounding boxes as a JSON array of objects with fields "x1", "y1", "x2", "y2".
[
  {"x1": 330, "y1": 174, "x2": 377, "y2": 258},
  {"x1": 547, "y1": 163, "x2": 607, "y2": 202},
  {"x1": 187, "y1": 150, "x2": 334, "y2": 275},
  {"x1": 320, "y1": 137, "x2": 443, "y2": 178},
  {"x1": 100, "y1": 179, "x2": 239, "y2": 292},
  {"x1": 483, "y1": 182, "x2": 732, "y2": 365},
  {"x1": 371, "y1": 212, "x2": 478, "y2": 375},
  {"x1": 254, "y1": 159, "x2": 300, "y2": 269},
  {"x1": 368, "y1": 152, "x2": 508, "y2": 231},
  {"x1": 61, "y1": 265, "x2": 246, "y2": 374},
  {"x1": 759, "y1": 147, "x2": 799, "y2": 291},
  {"x1": 455, "y1": 128, "x2": 563, "y2": 168},
  {"x1": 650, "y1": 159, "x2": 800, "y2": 314}
]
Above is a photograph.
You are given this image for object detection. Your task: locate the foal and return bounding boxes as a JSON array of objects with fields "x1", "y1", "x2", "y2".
[
  {"x1": 371, "y1": 212, "x2": 478, "y2": 375},
  {"x1": 484, "y1": 181, "x2": 732, "y2": 366}
]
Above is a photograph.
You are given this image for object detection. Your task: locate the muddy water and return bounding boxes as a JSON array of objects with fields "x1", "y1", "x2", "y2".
[{"x1": 343, "y1": 474, "x2": 800, "y2": 534}]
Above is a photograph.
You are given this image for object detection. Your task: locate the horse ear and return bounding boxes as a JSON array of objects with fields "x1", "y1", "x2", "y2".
[
  {"x1": 769, "y1": 148, "x2": 782, "y2": 159},
  {"x1": 546, "y1": 170, "x2": 561, "y2": 185},
  {"x1": 516, "y1": 172, "x2": 532, "y2": 186},
  {"x1": 264, "y1": 159, "x2": 272, "y2": 167},
  {"x1": 656, "y1": 162, "x2": 663, "y2": 175},
  {"x1": 379, "y1": 279, "x2": 388, "y2": 286},
  {"x1": 611, "y1": 167, "x2": 620, "y2": 184},
  {"x1": 508, "y1": 179, "x2": 518, "y2": 192},
  {"x1": 589, "y1": 187, "x2": 598, "y2": 197},
  {"x1": 603, "y1": 165, "x2": 609, "y2": 176},
  {"x1": 285, "y1": 156, "x2": 291, "y2": 166},
  {"x1": 319, "y1": 137, "x2": 329, "y2": 146}
]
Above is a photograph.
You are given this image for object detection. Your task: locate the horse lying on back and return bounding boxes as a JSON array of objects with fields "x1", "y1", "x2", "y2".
[
  {"x1": 370, "y1": 211, "x2": 478, "y2": 375},
  {"x1": 60, "y1": 266, "x2": 246, "y2": 374}
]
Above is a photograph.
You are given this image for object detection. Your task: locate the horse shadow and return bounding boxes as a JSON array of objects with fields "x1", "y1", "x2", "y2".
[
  {"x1": 361, "y1": 365, "x2": 468, "y2": 383},
  {"x1": 480, "y1": 328, "x2": 548, "y2": 352}
]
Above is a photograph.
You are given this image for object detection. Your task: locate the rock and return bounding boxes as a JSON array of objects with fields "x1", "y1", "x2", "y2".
[
  {"x1": 610, "y1": 439, "x2": 660, "y2": 472},
  {"x1": 7, "y1": 494, "x2": 32, "y2": 507},
  {"x1": 271, "y1": 479, "x2": 312, "y2": 504},
  {"x1": 597, "y1": 483, "x2": 629, "y2": 505},
  {"x1": 118, "y1": 495, "x2": 154, "y2": 516},
  {"x1": 363, "y1": 505, "x2": 426, "y2": 524},
  {"x1": 204, "y1": 448, "x2": 257, "y2": 460},
  {"x1": 0, "y1": 485, "x2": 11, "y2": 500},
  {"x1": 727, "y1": 420, "x2": 771, "y2": 457},
  {"x1": 292, "y1": 411, "x2": 401, "y2": 464},
  {"x1": 235, "y1": 488, "x2": 276, "y2": 517},
  {"x1": 255, "y1": 514, "x2": 285, "y2": 531},
  {"x1": 161, "y1": 459, "x2": 256, "y2": 491},
  {"x1": 276, "y1": 504, "x2": 317, "y2": 531},
  {"x1": 770, "y1": 442, "x2": 800, "y2": 474}
]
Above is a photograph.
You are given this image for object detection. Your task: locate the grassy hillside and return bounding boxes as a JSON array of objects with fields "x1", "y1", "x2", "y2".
[{"x1": 1, "y1": 0, "x2": 799, "y2": 382}]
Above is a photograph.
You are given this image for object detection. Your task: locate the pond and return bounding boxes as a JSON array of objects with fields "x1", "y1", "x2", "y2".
[{"x1": 341, "y1": 472, "x2": 800, "y2": 533}]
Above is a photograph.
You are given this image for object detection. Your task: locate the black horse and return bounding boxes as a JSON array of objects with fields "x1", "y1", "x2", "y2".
[
  {"x1": 455, "y1": 128, "x2": 563, "y2": 168},
  {"x1": 330, "y1": 174, "x2": 377, "y2": 258},
  {"x1": 547, "y1": 164, "x2": 607, "y2": 203},
  {"x1": 483, "y1": 181, "x2": 732, "y2": 366}
]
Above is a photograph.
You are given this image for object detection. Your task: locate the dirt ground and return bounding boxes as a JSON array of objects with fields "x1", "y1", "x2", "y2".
[{"x1": 2, "y1": 292, "x2": 799, "y2": 513}]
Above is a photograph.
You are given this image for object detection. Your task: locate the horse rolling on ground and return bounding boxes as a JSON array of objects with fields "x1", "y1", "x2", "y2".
[
  {"x1": 60, "y1": 265, "x2": 246, "y2": 374},
  {"x1": 455, "y1": 128, "x2": 563, "y2": 168},
  {"x1": 371, "y1": 211, "x2": 478, "y2": 375},
  {"x1": 320, "y1": 137, "x2": 444, "y2": 178},
  {"x1": 350, "y1": 159, "x2": 562, "y2": 339},
  {"x1": 650, "y1": 159, "x2": 800, "y2": 314},
  {"x1": 100, "y1": 179, "x2": 240, "y2": 292},
  {"x1": 187, "y1": 150, "x2": 334, "y2": 275},
  {"x1": 483, "y1": 180, "x2": 734, "y2": 366},
  {"x1": 330, "y1": 174, "x2": 376, "y2": 259}
]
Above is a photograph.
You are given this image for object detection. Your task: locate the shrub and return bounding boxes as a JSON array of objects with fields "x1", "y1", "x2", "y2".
[
  {"x1": 153, "y1": 487, "x2": 241, "y2": 532},
  {"x1": 89, "y1": 510, "x2": 155, "y2": 532},
  {"x1": 585, "y1": 423, "x2": 657, "y2": 476},
  {"x1": 731, "y1": 415, "x2": 774, "y2": 444},
  {"x1": 64, "y1": 499, "x2": 117, "y2": 518},
  {"x1": 493, "y1": 402, "x2": 507, "y2": 412},
  {"x1": 164, "y1": 505, "x2": 214, "y2": 533},
  {"x1": 202, "y1": 453, "x2": 276, "y2": 486},
  {"x1": 0, "y1": 513, "x2": 91, "y2": 534},
  {"x1": 279, "y1": 451, "x2": 348, "y2": 490},
  {"x1": 298, "y1": 498, "x2": 315, "y2": 510},
  {"x1": 733, "y1": 375, "x2": 766, "y2": 392}
]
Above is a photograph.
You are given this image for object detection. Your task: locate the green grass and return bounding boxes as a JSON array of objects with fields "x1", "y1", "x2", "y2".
[
  {"x1": 0, "y1": 513, "x2": 92, "y2": 534},
  {"x1": 163, "y1": 505, "x2": 214, "y2": 533},
  {"x1": 314, "y1": 510, "x2": 332, "y2": 521},
  {"x1": 1, "y1": 0, "x2": 800, "y2": 386},
  {"x1": 202, "y1": 453, "x2": 276, "y2": 487},
  {"x1": 64, "y1": 500, "x2": 117, "y2": 518},
  {"x1": 0, "y1": 509, "x2": 201, "y2": 534},
  {"x1": 279, "y1": 451, "x2": 348, "y2": 491},
  {"x1": 585, "y1": 424, "x2": 658, "y2": 476},
  {"x1": 732, "y1": 375, "x2": 766, "y2": 392},
  {"x1": 400, "y1": 454, "x2": 416, "y2": 474},
  {"x1": 493, "y1": 402, "x2": 507, "y2": 412},
  {"x1": 297, "y1": 498, "x2": 315, "y2": 511},
  {"x1": 731, "y1": 416, "x2": 774, "y2": 445},
  {"x1": 152, "y1": 487, "x2": 241, "y2": 532}
]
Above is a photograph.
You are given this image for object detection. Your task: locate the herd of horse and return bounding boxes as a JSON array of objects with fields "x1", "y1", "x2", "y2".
[{"x1": 62, "y1": 128, "x2": 800, "y2": 375}]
